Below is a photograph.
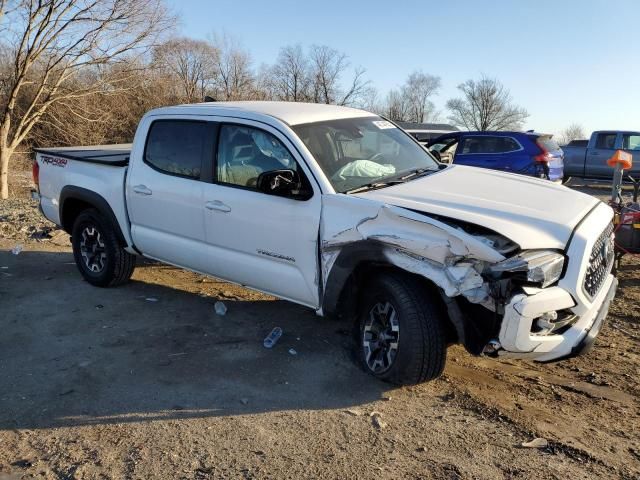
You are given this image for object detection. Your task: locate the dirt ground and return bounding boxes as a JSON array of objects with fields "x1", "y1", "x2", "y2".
[{"x1": 0, "y1": 171, "x2": 639, "y2": 479}]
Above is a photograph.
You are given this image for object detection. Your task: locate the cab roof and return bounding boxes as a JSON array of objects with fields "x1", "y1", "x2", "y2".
[{"x1": 147, "y1": 101, "x2": 374, "y2": 126}]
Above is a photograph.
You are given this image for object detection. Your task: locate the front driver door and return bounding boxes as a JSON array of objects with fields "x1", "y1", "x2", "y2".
[
  {"x1": 200, "y1": 121, "x2": 322, "y2": 308},
  {"x1": 585, "y1": 132, "x2": 618, "y2": 178}
]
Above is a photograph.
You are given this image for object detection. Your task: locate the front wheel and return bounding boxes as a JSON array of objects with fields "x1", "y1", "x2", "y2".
[
  {"x1": 358, "y1": 272, "x2": 447, "y2": 385},
  {"x1": 71, "y1": 208, "x2": 136, "y2": 287}
]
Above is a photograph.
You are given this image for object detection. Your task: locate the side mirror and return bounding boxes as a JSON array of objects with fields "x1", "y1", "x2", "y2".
[{"x1": 256, "y1": 169, "x2": 310, "y2": 199}]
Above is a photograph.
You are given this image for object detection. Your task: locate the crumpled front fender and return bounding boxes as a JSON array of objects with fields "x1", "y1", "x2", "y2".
[{"x1": 320, "y1": 195, "x2": 506, "y2": 313}]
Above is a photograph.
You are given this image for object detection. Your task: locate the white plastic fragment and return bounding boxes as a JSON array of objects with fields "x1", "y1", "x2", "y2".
[
  {"x1": 214, "y1": 301, "x2": 227, "y2": 316},
  {"x1": 521, "y1": 438, "x2": 548, "y2": 449},
  {"x1": 288, "y1": 348, "x2": 297, "y2": 356},
  {"x1": 145, "y1": 297, "x2": 158, "y2": 302},
  {"x1": 11, "y1": 244, "x2": 23, "y2": 255}
]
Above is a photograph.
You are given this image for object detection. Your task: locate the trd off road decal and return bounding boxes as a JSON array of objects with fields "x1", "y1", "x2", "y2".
[{"x1": 41, "y1": 156, "x2": 67, "y2": 167}]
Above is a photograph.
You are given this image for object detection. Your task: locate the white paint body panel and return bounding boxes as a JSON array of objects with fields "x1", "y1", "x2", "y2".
[
  {"x1": 359, "y1": 164, "x2": 599, "y2": 250},
  {"x1": 36, "y1": 154, "x2": 135, "y2": 250}
]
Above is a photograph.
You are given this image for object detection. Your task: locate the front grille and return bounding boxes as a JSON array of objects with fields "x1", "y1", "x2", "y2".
[{"x1": 584, "y1": 223, "x2": 615, "y2": 297}]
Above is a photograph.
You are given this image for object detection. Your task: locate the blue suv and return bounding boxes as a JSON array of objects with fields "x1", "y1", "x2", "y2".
[{"x1": 427, "y1": 131, "x2": 564, "y2": 182}]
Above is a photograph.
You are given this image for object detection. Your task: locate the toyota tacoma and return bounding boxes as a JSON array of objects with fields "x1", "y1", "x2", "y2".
[{"x1": 32, "y1": 101, "x2": 618, "y2": 385}]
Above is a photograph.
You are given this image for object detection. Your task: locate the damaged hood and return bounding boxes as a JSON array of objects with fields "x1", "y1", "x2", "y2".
[{"x1": 357, "y1": 165, "x2": 599, "y2": 250}]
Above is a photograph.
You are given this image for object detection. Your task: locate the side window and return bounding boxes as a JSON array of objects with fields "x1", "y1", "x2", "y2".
[
  {"x1": 461, "y1": 137, "x2": 482, "y2": 154},
  {"x1": 144, "y1": 121, "x2": 208, "y2": 179},
  {"x1": 622, "y1": 134, "x2": 640, "y2": 151},
  {"x1": 501, "y1": 137, "x2": 521, "y2": 153},
  {"x1": 462, "y1": 136, "x2": 521, "y2": 154},
  {"x1": 595, "y1": 133, "x2": 617, "y2": 149},
  {"x1": 217, "y1": 124, "x2": 300, "y2": 189}
]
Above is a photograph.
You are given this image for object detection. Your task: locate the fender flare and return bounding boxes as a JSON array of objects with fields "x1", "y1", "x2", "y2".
[
  {"x1": 59, "y1": 185, "x2": 127, "y2": 246},
  {"x1": 321, "y1": 240, "x2": 391, "y2": 316}
]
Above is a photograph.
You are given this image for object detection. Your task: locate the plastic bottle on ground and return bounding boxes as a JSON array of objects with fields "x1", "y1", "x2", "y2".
[
  {"x1": 214, "y1": 301, "x2": 227, "y2": 316},
  {"x1": 263, "y1": 327, "x2": 283, "y2": 348}
]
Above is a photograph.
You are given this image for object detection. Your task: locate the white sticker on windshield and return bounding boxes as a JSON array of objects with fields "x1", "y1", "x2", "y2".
[{"x1": 372, "y1": 120, "x2": 395, "y2": 130}]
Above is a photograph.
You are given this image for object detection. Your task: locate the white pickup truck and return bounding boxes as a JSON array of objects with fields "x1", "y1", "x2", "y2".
[{"x1": 33, "y1": 101, "x2": 618, "y2": 385}]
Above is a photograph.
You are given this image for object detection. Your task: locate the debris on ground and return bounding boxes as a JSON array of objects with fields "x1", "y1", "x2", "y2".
[
  {"x1": 49, "y1": 230, "x2": 69, "y2": 246},
  {"x1": 521, "y1": 438, "x2": 549, "y2": 449},
  {"x1": 345, "y1": 409, "x2": 363, "y2": 416},
  {"x1": 370, "y1": 411, "x2": 387, "y2": 430},
  {"x1": 0, "y1": 198, "x2": 58, "y2": 241},
  {"x1": 145, "y1": 297, "x2": 158, "y2": 303},
  {"x1": 263, "y1": 327, "x2": 283, "y2": 348},
  {"x1": 11, "y1": 244, "x2": 23, "y2": 255},
  {"x1": 214, "y1": 301, "x2": 227, "y2": 316},
  {"x1": 240, "y1": 398, "x2": 249, "y2": 405},
  {"x1": 288, "y1": 348, "x2": 297, "y2": 356}
]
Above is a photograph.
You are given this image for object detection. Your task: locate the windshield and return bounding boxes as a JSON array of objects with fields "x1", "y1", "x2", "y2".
[{"x1": 292, "y1": 116, "x2": 439, "y2": 193}]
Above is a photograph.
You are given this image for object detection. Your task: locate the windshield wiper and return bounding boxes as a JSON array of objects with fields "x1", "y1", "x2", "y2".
[
  {"x1": 345, "y1": 179, "x2": 404, "y2": 194},
  {"x1": 344, "y1": 168, "x2": 439, "y2": 194},
  {"x1": 399, "y1": 168, "x2": 438, "y2": 181}
]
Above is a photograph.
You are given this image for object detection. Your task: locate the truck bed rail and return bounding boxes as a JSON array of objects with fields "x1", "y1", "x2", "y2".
[{"x1": 34, "y1": 144, "x2": 131, "y2": 167}]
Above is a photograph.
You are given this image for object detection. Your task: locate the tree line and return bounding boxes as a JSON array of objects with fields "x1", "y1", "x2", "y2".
[{"x1": 0, "y1": 0, "x2": 540, "y2": 199}]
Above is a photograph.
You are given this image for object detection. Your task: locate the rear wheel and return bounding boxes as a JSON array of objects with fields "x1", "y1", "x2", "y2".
[
  {"x1": 358, "y1": 272, "x2": 447, "y2": 385},
  {"x1": 71, "y1": 209, "x2": 136, "y2": 287}
]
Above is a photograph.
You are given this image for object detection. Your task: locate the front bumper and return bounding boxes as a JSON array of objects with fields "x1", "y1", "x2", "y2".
[{"x1": 497, "y1": 274, "x2": 617, "y2": 361}]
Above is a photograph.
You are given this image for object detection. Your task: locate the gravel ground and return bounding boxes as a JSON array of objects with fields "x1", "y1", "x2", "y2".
[{"x1": 1, "y1": 171, "x2": 639, "y2": 479}]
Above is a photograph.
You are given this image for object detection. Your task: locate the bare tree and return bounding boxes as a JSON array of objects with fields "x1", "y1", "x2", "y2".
[
  {"x1": 268, "y1": 44, "x2": 310, "y2": 101},
  {"x1": 559, "y1": 123, "x2": 586, "y2": 145},
  {"x1": 153, "y1": 37, "x2": 218, "y2": 102},
  {"x1": 0, "y1": 0, "x2": 172, "y2": 199},
  {"x1": 308, "y1": 45, "x2": 368, "y2": 106},
  {"x1": 402, "y1": 71, "x2": 441, "y2": 122},
  {"x1": 211, "y1": 33, "x2": 255, "y2": 101},
  {"x1": 355, "y1": 85, "x2": 382, "y2": 114},
  {"x1": 446, "y1": 76, "x2": 529, "y2": 131},
  {"x1": 383, "y1": 88, "x2": 409, "y2": 122}
]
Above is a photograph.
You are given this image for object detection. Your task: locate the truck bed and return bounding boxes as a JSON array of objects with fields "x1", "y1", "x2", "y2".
[{"x1": 34, "y1": 144, "x2": 132, "y2": 167}]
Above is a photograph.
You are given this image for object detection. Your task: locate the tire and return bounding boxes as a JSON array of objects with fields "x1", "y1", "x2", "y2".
[
  {"x1": 71, "y1": 208, "x2": 136, "y2": 287},
  {"x1": 358, "y1": 272, "x2": 447, "y2": 385}
]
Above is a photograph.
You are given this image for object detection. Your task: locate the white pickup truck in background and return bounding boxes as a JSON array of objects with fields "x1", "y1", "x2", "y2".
[{"x1": 32, "y1": 101, "x2": 618, "y2": 385}]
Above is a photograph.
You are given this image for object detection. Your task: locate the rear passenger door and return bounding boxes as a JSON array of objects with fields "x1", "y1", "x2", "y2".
[
  {"x1": 126, "y1": 118, "x2": 215, "y2": 271},
  {"x1": 200, "y1": 120, "x2": 322, "y2": 308},
  {"x1": 585, "y1": 132, "x2": 618, "y2": 178}
]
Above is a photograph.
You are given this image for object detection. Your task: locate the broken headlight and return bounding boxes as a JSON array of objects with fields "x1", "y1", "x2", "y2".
[{"x1": 488, "y1": 250, "x2": 564, "y2": 288}]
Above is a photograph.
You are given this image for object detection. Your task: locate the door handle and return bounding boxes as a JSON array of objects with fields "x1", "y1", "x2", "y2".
[
  {"x1": 133, "y1": 185, "x2": 152, "y2": 195},
  {"x1": 205, "y1": 200, "x2": 231, "y2": 213}
]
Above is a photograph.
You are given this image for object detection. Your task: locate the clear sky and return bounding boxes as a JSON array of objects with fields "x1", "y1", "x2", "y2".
[{"x1": 168, "y1": 0, "x2": 639, "y2": 136}]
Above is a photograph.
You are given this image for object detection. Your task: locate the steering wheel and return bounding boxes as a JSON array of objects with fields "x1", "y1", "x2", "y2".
[{"x1": 368, "y1": 152, "x2": 385, "y2": 163}]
